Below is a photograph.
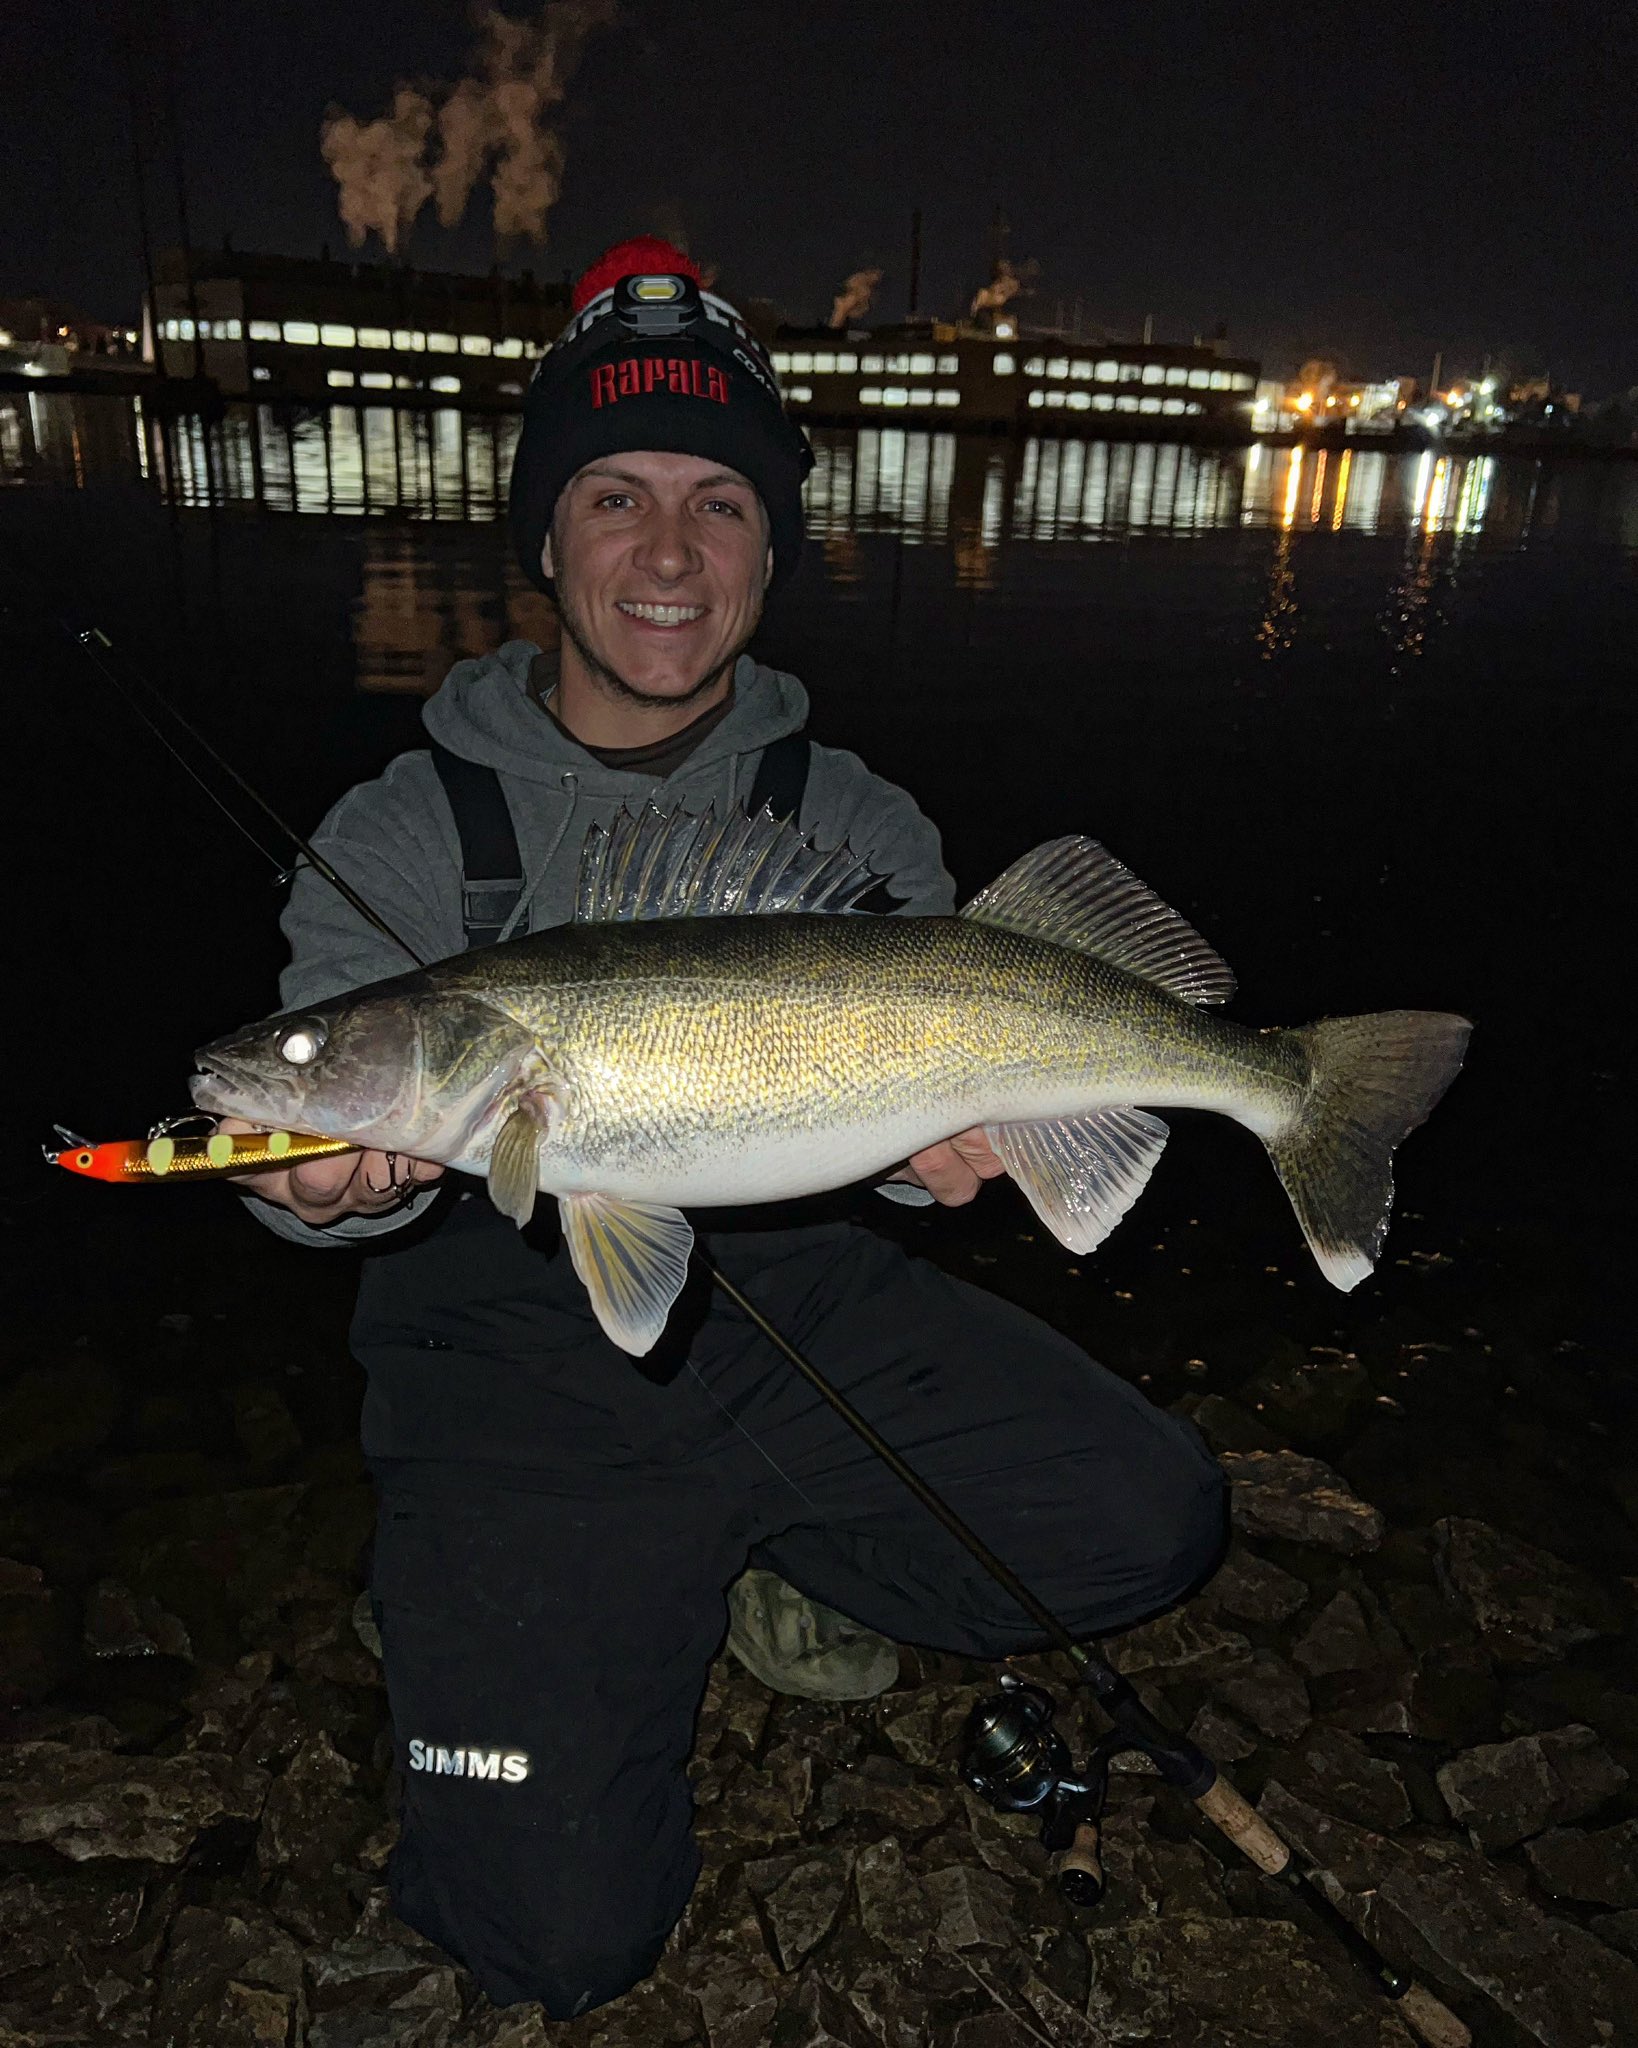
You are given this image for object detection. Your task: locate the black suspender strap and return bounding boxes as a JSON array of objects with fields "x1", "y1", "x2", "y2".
[
  {"x1": 428, "y1": 740, "x2": 526, "y2": 951},
  {"x1": 747, "y1": 732, "x2": 811, "y2": 823}
]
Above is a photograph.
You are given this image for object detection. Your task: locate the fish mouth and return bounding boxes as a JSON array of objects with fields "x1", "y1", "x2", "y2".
[{"x1": 189, "y1": 1053, "x2": 289, "y2": 1121}]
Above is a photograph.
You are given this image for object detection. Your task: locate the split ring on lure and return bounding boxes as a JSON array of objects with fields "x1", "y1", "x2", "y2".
[{"x1": 45, "y1": 1117, "x2": 358, "y2": 1183}]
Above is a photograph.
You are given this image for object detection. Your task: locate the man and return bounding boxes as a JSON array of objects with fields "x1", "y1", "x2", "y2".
[{"x1": 232, "y1": 238, "x2": 1227, "y2": 2019}]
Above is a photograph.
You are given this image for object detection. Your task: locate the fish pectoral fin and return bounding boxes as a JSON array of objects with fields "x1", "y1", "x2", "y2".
[
  {"x1": 488, "y1": 1101, "x2": 551, "y2": 1227},
  {"x1": 984, "y1": 1106, "x2": 1169, "y2": 1255},
  {"x1": 560, "y1": 1194, "x2": 695, "y2": 1357}
]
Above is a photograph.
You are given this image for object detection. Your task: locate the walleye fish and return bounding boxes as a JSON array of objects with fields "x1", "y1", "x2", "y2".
[{"x1": 191, "y1": 806, "x2": 1470, "y2": 1356}]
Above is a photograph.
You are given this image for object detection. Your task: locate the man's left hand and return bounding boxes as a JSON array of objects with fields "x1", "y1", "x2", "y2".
[{"x1": 892, "y1": 1127, "x2": 1007, "y2": 1206}]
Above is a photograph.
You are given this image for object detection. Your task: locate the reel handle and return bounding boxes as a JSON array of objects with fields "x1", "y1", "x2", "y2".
[{"x1": 1054, "y1": 1818, "x2": 1105, "y2": 1907}]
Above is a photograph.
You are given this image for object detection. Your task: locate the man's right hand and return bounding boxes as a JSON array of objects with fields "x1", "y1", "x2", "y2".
[{"x1": 215, "y1": 1117, "x2": 445, "y2": 1226}]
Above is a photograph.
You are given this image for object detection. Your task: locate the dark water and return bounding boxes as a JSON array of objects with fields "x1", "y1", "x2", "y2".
[{"x1": 4, "y1": 395, "x2": 1633, "y2": 1362}]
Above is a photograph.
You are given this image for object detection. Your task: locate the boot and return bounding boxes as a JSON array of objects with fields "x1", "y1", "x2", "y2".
[{"x1": 725, "y1": 1567, "x2": 899, "y2": 1701}]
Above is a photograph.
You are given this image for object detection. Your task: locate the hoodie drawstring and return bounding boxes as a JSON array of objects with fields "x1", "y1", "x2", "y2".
[{"x1": 499, "y1": 770, "x2": 579, "y2": 944}]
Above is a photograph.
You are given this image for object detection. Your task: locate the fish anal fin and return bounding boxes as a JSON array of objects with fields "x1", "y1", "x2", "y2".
[
  {"x1": 962, "y1": 838, "x2": 1236, "y2": 1006},
  {"x1": 560, "y1": 1193, "x2": 695, "y2": 1356},
  {"x1": 985, "y1": 1106, "x2": 1169, "y2": 1255}
]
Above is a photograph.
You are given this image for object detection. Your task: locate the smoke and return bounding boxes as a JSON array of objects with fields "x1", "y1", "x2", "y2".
[
  {"x1": 319, "y1": 87, "x2": 436, "y2": 256},
  {"x1": 828, "y1": 267, "x2": 883, "y2": 330},
  {"x1": 321, "y1": 0, "x2": 618, "y2": 255},
  {"x1": 969, "y1": 258, "x2": 1020, "y2": 319}
]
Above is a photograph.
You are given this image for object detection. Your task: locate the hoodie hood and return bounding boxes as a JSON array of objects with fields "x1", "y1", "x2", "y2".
[{"x1": 421, "y1": 639, "x2": 808, "y2": 796}]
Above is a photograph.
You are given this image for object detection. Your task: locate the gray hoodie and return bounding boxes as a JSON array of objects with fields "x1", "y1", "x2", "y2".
[{"x1": 253, "y1": 640, "x2": 955, "y2": 1246}]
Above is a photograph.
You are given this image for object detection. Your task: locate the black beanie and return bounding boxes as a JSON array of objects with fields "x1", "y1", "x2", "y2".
[{"x1": 508, "y1": 238, "x2": 814, "y2": 599}]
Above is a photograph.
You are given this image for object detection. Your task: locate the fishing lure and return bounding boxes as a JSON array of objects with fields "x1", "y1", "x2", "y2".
[{"x1": 46, "y1": 1118, "x2": 357, "y2": 1183}]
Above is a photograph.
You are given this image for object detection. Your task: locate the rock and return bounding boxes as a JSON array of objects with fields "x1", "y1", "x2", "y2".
[
  {"x1": 1218, "y1": 1451, "x2": 1385, "y2": 1554},
  {"x1": 1592, "y1": 1908, "x2": 1638, "y2": 1962},
  {"x1": 1321, "y1": 1644, "x2": 1499, "y2": 1744},
  {"x1": 1107, "y1": 1608, "x2": 1252, "y2": 1680},
  {"x1": 1266, "y1": 1726, "x2": 1413, "y2": 1833},
  {"x1": 256, "y1": 1730, "x2": 373, "y2": 1878},
  {"x1": 1436, "y1": 1724, "x2": 1627, "y2": 1851},
  {"x1": 760, "y1": 1850, "x2": 853, "y2": 1970},
  {"x1": 0, "y1": 1871, "x2": 146, "y2": 1977},
  {"x1": 1207, "y1": 1650, "x2": 1311, "y2": 1742},
  {"x1": 1198, "y1": 1541, "x2": 1308, "y2": 1624},
  {"x1": 921, "y1": 1863, "x2": 1016, "y2": 1948},
  {"x1": 1378, "y1": 1580, "x2": 1475, "y2": 1655},
  {"x1": 229, "y1": 1381, "x2": 304, "y2": 1468},
  {"x1": 1291, "y1": 1590, "x2": 1403, "y2": 1678},
  {"x1": 1433, "y1": 1516, "x2": 1624, "y2": 1667},
  {"x1": 0, "y1": 1557, "x2": 75, "y2": 1707},
  {"x1": 1239, "y1": 1344, "x2": 1372, "y2": 1446},
  {"x1": 83, "y1": 1576, "x2": 194, "y2": 1660},
  {"x1": 853, "y1": 1836, "x2": 936, "y2": 1962},
  {"x1": 881, "y1": 1683, "x2": 991, "y2": 1769},
  {"x1": 1261, "y1": 1781, "x2": 1638, "y2": 2048},
  {"x1": 306, "y1": 2012, "x2": 453, "y2": 2048},
  {"x1": 153, "y1": 1905, "x2": 307, "y2": 2045},
  {"x1": 1085, "y1": 1913, "x2": 1416, "y2": 2044},
  {"x1": 1014, "y1": 1965, "x2": 1108, "y2": 2047},
  {"x1": 0, "y1": 1356, "x2": 122, "y2": 1479},
  {"x1": 1185, "y1": 1701, "x2": 1258, "y2": 1764},
  {"x1": 1173, "y1": 1392, "x2": 1282, "y2": 1453},
  {"x1": 786, "y1": 1971, "x2": 880, "y2": 2048},
  {"x1": 0, "y1": 1741, "x2": 267, "y2": 1862},
  {"x1": 1095, "y1": 1789, "x2": 1231, "y2": 1921},
  {"x1": 957, "y1": 1787, "x2": 1052, "y2": 1884},
  {"x1": 817, "y1": 1754, "x2": 949, "y2": 1836},
  {"x1": 1523, "y1": 1818, "x2": 1638, "y2": 1908}
]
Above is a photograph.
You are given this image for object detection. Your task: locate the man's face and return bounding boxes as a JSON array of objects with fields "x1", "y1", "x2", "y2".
[{"x1": 545, "y1": 449, "x2": 773, "y2": 710}]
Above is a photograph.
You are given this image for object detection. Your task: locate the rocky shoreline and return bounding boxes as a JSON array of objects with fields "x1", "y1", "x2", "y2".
[{"x1": 3, "y1": 1200, "x2": 1633, "y2": 2047}]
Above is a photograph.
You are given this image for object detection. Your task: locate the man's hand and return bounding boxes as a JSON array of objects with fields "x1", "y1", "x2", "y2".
[
  {"x1": 891, "y1": 1127, "x2": 1007, "y2": 1207},
  {"x1": 214, "y1": 1117, "x2": 445, "y2": 1227}
]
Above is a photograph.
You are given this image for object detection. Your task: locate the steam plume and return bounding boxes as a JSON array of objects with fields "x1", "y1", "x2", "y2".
[
  {"x1": 828, "y1": 267, "x2": 882, "y2": 329},
  {"x1": 321, "y1": 0, "x2": 617, "y2": 254}
]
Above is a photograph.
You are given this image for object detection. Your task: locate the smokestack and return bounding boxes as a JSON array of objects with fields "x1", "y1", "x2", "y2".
[
  {"x1": 828, "y1": 267, "x2": 883, "y2": 330},
  {"x1": 321, "y1": 0, "x2": 617, "y2": 256}
]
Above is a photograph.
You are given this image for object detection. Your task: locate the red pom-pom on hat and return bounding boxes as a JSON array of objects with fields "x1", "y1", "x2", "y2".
[{"x1": 571, "y1": 237, "x2": 702, "y2": 314}]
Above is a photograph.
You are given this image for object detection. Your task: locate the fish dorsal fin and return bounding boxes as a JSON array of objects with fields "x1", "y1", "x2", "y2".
[
  {"x1": 985, "y1": 1106, "x2": 1170, "y2": 1254},
  {"x1": 576, "y1": 803, "x2": 880, "y2": 922},
  {"x1": 961, "y1": 837, "x2": 1235, "y2": 1006}
]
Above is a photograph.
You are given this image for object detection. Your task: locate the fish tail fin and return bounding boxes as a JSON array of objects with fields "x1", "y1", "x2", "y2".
[{"x1": 1265, "y1": 1010, "x2": 1471, "y2": 1290}]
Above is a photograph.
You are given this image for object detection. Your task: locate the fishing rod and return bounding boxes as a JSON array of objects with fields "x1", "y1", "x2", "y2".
[{"x1": 44, "y1": 609, "x2": 1468, "y2": 2048}]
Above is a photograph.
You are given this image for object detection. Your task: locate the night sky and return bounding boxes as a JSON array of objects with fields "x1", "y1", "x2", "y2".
[{"x1": 10, "y1": 0, "x2": 1637, "y2": 395}]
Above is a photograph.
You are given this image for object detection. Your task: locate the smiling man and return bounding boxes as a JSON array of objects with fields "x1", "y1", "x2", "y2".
[{"x1": 232, "y1": 239, "x2": 1226, "y2": 2020}]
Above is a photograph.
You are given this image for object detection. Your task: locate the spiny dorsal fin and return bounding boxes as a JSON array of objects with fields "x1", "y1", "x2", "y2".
[
  {"x1": 576, "y1": 803, "x2": 881, "y2": 922},
  {"x1": 961, "y1": 836, "x2": 1235, "y2": 1005}
]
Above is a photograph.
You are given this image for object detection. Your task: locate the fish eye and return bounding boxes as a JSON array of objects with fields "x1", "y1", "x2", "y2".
[{"x1": 278, "y1": 1020, "x2": 327, "y2": 1066}]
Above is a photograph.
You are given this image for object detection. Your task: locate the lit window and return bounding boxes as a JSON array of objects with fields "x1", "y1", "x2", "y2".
[
  {"x1": 252, "y1": 365, "x2": 271, "y2": 382},
  {"x1": 936, "y1": 354, "x2": 958, "y2": 374},
  {"x1": 427, "y1": 332, "x2": 459, "y2": 354},
  {"x1": 1095, "y1": 359, "x2": 1118, "y2": 381},
  {"x1": 395, "y1": 375, "x2": 418, "y2": 389},
  {"x1": 1142, "y1": 364, "x2": 1165, "y2": 385},
  {"x1": 1188, "y1": 368, "x2": 1211, "y2": 389},
  {"x1": 881, "y1": 386, "x2": 910, "y2": 407},
  {"x1": 1044, "y1": 357, "x2": 1067, "y2": 378},
  {"x1": 283, "y1": 321, "x2": 319, "y2": 346},
  {"x1": 524, "y1": 340, "x2": 548, "y2": 358},
  {"x1": 935, "y1": 388, "x2": 960, "y2": 406},
  {"x1": 495, "y1": 337, "x2": 524, "y2": 359},
  {"x1": 884, "y1": 353, "x2": 911, "y2": 374},
  {"x1": 813, "y1": 351, "x2": 836, "y2": 374},
  {"x1": 162, "y1": 318, "x2": 179, "y2": 341},
  {"x1": 861, "y1": 354, "x2": 884, "y2": 374},
  {"x1": 497, "y1": 380, "x2": 524, "y2": 395},
  {"x1": 320, "y1": 324, "x2": 356, "y2": 349},
  {"x1": 1027, "y1": 390, "x2": 1045, "y2": 409},
  {"x1": 393, "y1": 329, "x2": 426, "y2": 352},
  {"x1": 227, "y1": 318, "x2": 244, "y2": 340},
  {"x1": 1092, "y1": 391, "x2": 1114, "y2": 411},
  {"x1": 909, "y1": 352, "x2": 935, "y2": 375},
  {"x1": 789, "y1": 350, "x2": 814, "y2": 373},
  {"x1": 1070, "y1": 360, "x2": 1093, "y2": 380},
  {"x1": 326, "y1": 368, "x2": 356, "y2": 388},
  {"x1": 248, "y1": 320, "x2": 280, "y2": 342},
  {"x1": 1045, "y1": 389, "x2": 1066, "y2": 408},
  {"x1": 1186, "y1": 401, "x2": 1204, "y2": 415},
  {"x1": 786, "y1": 385, "x2": 813, "y2": 403},
  {"x1": 1209, "y1": 370, "x2": 1229, "y2": 390},
  {"x1": 1231, "y1": 372, "x2": 1255, "y2": 391},
  {"x1": 1162, "y1": 397, "x2": 1185, "y2": 414},
  {"x1": 179, "y1": 317, "x2": 197, "y2": 341},
  {"x1": 1116, "y1": 394, "x2": 1139, "y2": 412},
  {"x1": 860, "y1": 386, "x2": 883, "y2": 404},
  {"x1": 429, "y1": 374, "x2": 461, "y2": 393},
  {"x1": 771, "y1": 352, "x2": 792, "y2": 373},
  {"x1": 461, "y1": 335, "x2": 493, "y2": 356},
  {"x1": 360, "y1": 371, "x2": 393, "y2": 390},
  {"x1": 1067, "y1": 390, "x2": 1091, "y2": 409},
  {"x1": 358, "y1": 327, "x2": 391, "y2": 350},
  {"x1": 992, "y1": 353, "x2": 1015, "y2": 376},
  {"x1": 1120, "y1": 364, "x2": 1142, "y2": 382},
  {"x1": 1165, "y1": 366, "x2": 1188, "y2": 385},
  {"x1": 1023, "y1": 357, "x2": 1045, "y2": 377},
  {"x1": 1139, "y1": 395, "x2": 1162, "y2": 413},
  {"x1": 835, "y1": 352, "x2": 857, "y2": 373}
]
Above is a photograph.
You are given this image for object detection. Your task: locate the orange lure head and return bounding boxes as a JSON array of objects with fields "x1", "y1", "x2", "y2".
[{"x1": 45, "y1": 1132, "x2": 145, "y2": 1182}]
